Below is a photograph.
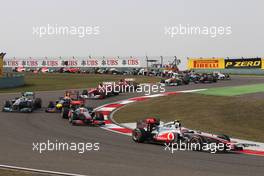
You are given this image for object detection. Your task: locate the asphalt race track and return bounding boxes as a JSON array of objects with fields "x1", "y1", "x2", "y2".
[{"x1": 1, "y1": 76, "x2": 264, "y2": 176}]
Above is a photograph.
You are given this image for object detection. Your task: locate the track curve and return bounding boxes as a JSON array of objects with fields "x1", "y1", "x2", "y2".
[{"x1": 1, "y1": 76, "x2": 264, "y2": 176}]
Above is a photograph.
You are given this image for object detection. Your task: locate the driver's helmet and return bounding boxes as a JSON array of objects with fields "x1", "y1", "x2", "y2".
[
  {"x1": 79, "y1": 107, "x2": 87, "y2": 113},
  {"x1": 20, "y1": 97, "x2": 27, "y2": 101},
  {"x1": 56, "y1": 103, "x2": 63, "y2": 109},
  {"x1": 174, "y1": 120, "x2": 181, "y2": 129},
  {"x1": 64, "y1": 95, "x2": 71, "y2": 99}
]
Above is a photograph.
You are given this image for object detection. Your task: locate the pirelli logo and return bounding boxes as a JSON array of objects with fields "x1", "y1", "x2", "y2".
[
  {"x1": 225, "y1": 58, "x2": 262, "y2": 69},
  {"x1": 193, "y1": 60, "x2": 219, "y2": 69}
]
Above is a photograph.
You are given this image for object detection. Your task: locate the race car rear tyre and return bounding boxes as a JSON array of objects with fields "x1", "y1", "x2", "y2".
[
  {"x1": 69, "y1": 117, "x2": 75, "y2": 125},
  {"x1": 4, "y1": 101, "x2": 12, "y2": 108},
  {"x1": 62, "y1": 108, "x2": 69, "y2": 119},
  {"x1": 189, "y1": 135, "x2": 203, "y2": 151},
  {"x1": 95, "y1": 112, "x2": 104, "y2": 121},
  {"x1": 132, "y1": 128, "x2": 147, "y2": 143}
]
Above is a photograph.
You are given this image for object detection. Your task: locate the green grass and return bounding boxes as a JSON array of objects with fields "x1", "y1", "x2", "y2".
[
  {"x1": 0, "y1": 73, "x2": 159, "y2": 93},
  {"x1": 197, "y1": 84, "x2": 264, "y2": 96},
  {"x1": 114, "y1": 93, "x2": 264, "y2": 142}
]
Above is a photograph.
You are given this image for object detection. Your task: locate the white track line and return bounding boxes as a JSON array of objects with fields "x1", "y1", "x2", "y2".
[
  {"x1": 179, "y1": 89, "x2": 207, "y2": 93},
  {"x1": 0, "y1": 164, "x2": 88, "y2": 176},
  {"x1": 100, "y1": 127, "x2": 132, "y2": 136}
]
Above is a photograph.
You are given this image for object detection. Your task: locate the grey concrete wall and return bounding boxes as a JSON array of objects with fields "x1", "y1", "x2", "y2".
[{"x1": 0, "y1": 75, "x2": 25, "y2": 88}]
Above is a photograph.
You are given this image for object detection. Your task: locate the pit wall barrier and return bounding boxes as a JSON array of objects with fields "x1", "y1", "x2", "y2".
[{"x1": 0, "y1": 74, "x2": 25, "y2": 88}]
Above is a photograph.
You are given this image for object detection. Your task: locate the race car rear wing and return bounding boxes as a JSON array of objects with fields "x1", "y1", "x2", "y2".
[{"x1": 136, "y1": 118, "x2": 160, "y2": 128}]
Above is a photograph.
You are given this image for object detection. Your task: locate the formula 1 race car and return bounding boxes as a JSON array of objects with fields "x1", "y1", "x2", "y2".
[
  {"x1": 189, "y1": 73, "x2": 201, "y2": 83},
  {"x1": 61, "y1": 100, "x2": 93, "y2": 119},
  {"x1": 68, "y1": 107, "x2": 105, "y2": 126},
  {"x1": 81, "y1": 82, "x2": 119, "y2": 99},
  {"x1": 199, "y1": 73, "x2": 218, "y2": 83},
  {"x1": 160, "y1": 77, "x2": 182, "y2": 86},
  {"x1": 45, "y1": 97, "x2": 70, "y2": 113},
  {"x1": 117, "y1": 78, "x2": 139, "y2": 92},
  {"x1": 213, "y1": 72, "x2": 231, "y2": 80},
  {"x1": 46, "y1": 90, "x2": 83, "y2": 113},
  {"x1": 61, "y1": 100, "x2": 103, "y2": 126},
  {"x1": 160, "y1": 74, "x2": 190, "y2": 86},
  {"x1": 81, "y1": 87, "x2": 106, "y2": 99},
  {"x1": 2, "y1": 92, "x2": 42, "y2": 113},
  {"x1": 132, "y1": 118, "x2": 243, "y2": 152}
]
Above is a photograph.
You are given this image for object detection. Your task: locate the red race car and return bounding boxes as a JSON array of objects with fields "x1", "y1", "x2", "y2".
[{"x1": 81, "y1": 82, "x2": 119, "y2": 99}]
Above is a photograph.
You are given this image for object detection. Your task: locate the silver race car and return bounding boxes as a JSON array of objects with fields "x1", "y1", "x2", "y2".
[{"x1": 132, "y1": 118, "x2": 243, "y2": 152}]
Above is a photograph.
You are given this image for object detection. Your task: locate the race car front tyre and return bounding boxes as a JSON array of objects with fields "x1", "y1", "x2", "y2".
[
  {"x1": 69, "y1": 117, "x2": 75, "y2": 125},
  {"x1": 132, "y1": 128, "x2": 147, "y2": 143},
  {"x1": 82, "y1": 90, "x2": 88, "y2": 95}
]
